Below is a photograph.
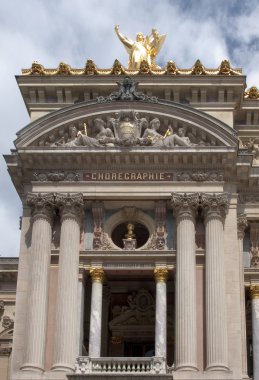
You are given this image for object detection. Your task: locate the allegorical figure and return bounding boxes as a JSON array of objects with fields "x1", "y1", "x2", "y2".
[{"x1": 114, "y1": 25, "x2": 166, "y2": 70}]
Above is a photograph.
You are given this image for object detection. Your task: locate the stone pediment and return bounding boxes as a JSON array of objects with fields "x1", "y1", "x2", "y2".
[{"x1": 14, "y1": 78, "x2": 237, "y2": 150}]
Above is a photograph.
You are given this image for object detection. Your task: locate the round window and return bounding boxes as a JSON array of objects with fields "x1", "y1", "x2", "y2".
[{"x1": 111, "y1": 222, "x2": 149, "y2": 249}]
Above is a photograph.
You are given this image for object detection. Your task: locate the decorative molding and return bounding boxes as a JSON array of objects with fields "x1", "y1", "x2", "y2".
[
  {"x1": 22, "y1": 59, "x2": 242, "y2": 76},
  {"x1": 239, "y1": 194, "x2": 259, "y2": 204},
  {"x1": 89, "y1": 267, "x2": 105, "y2": 283},
  {"x1": 177, "y1": 171, "x2": 223, "y2": 182},
  {"x1": 92, "y1": 202, "x2": 104, "y2": 250},
  {"x1": 250, "y1": 223, "x2": 259, "y2": 268},
  {"x1": 237, "y1": 214, "x2": 248, "y2": 239},
  {"x1": 33, "y1": 171, "x2": 80, "y2": 182},
  {"x1": 97, "y1": 77, "x2": 158, "y2": 103}
]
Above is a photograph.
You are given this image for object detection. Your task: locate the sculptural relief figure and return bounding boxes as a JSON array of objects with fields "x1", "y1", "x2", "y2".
[
  {"x1": 62, "y1": 125, "x2": 101, "y2": 148},
  {"x1": 142, "y1": 118, "x2": 164, "y2": 147},
  {"x1": 115, "y1": 25, "x2": 166, "y2": 70},
  {"x1": 94, "y1": 118, "x2": 115, "y2": 146}
]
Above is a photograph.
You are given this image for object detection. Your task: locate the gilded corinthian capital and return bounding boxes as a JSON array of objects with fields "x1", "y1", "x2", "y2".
[
  {"x1": 171, "y1": 192, "x2": 200, "y2": 218},
  {"x1": 200, "y1": 193, "x2": 229, "y2": 219},
  {"x1": 250, "y1": 285, "x2": 259, "y2": 299},
  {"x1": 26, "y1": 192, "x2": 55, "y2": 222},
  {"x1": 90, "y1": 267, "x2": 105, "y2": 283},
  {"x1": 154, "y1": 267, "x2": 168, "y2": 282},
  {"x1": 56, "y1": 193, "x2": 84, "y2": 223}
]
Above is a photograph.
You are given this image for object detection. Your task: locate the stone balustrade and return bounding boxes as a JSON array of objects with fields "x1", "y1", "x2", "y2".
[{"x1": 75, "y1": 356, "x2": 167, "y2": 374}]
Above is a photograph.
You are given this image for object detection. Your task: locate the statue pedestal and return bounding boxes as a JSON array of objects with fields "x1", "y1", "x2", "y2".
[{"x1": 123, "y1": 238, "x2": 136, "y2": 250}]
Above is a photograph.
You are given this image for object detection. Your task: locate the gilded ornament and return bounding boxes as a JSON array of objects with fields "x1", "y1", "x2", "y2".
[
  {"x1": 250, "y1": 285, "x2": 259, "y2": 299},
  {"x1": 138, "y1": 60, "x2": 151, "y2": 74},
  {"x1": 154, "y1": 267, "x2": 168, "y2": 282},
  {"x1": 84, "y1": 59, "x2": 98, "y2": 75},
  {"x1": 165, "y1": 60, "x2": 178, "y2": 75},
  {"x1": 111, "y1": 336, "x2": 122, "y2": 345},
  {"x1": 111, "y1": 59, "x2": 125, "y2": 75},
  {"x1": 57, "y1": 62, "x2": 72, "y2": 75},
  {"x1": 89, "y1": 267, "x2": 105, "y2": 283},
  {"x1": 125, "y1": 223, "x2": 135, "y2": 240},
  {"x1": 30, "y1": 61, "x2": 45, "y2": 75},
  {"x1": 191, "y1": 60, "x2": 206, "y2": 75},
  {"x1": 244, "y1": 86, "x2": 259, "y2": 100}
]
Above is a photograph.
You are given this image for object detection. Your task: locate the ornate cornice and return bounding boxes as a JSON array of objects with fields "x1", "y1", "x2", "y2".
[
  {"x1": 21, "y1": 59, "x2": 242, "y2": 77},
  {"x1": 250, "y1": 285, "x2": 259, "y2": 299},
  {"x1": 237, "y1": 214, "x2": 248, "y2": 239},
  {"x1": 200, "y1": 193, "x2": 230, "y2": 220},
  {"x1": 154, "y1": 267, "x2": 168, "y2": 282},
  {"x1": 26, "y1": 192, "x2": 55, "y2": 222},
  {"x1": 89, "y1": 267, "x2": 105, "y2": 284},
  {"x1": 171, "y1": 192, "x2": 200, "y2": 219},
  {"x1": 56, "y1": 193, "x2": 84, "y2": 223}
]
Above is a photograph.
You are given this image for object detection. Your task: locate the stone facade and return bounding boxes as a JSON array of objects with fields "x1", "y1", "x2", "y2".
[{"x1": 2, "y1": 58, "x2": 259, "y2": 380}]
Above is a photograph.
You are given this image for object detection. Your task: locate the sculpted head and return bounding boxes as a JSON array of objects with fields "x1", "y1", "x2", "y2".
[
  {"x1": 68, "y1": 125, "x2": 77, "y2": 138},
  {"x1": 150, "y1": 118, "x2": 160, "y2": 131},
  {"x1": 178, "y1": 127, "x2": 186, "y2": 137},
  {"x1": 136, "y1": 32, "x2": 145, "y2": 42},
  {"x1": 94, "y1": 118, "x2": 105, "y2": 130}
]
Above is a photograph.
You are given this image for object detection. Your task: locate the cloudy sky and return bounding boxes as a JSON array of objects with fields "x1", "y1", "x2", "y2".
[{"x1": 0, "y1": 0, "x2": 259, "y2": 257}]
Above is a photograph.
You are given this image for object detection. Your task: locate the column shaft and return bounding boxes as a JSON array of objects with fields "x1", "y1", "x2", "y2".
[
  {"x1": 172, "y1": 193, "x2": 198, "y2": 371},
  {"x1": 52, "y1": 193, "x2": 83, "y2": 371},
  {"x1": 21, "y1": 193, "x2": 54, "y2": 372},
  {"x1": 154, "y1": 268, "x2": 168, "y2": 358},
  {"x1": 237, "y1": 215, "x2": 248, "y2": 377},
  {"x1": 251, "y1": 286, "x2": 259, "y2": 380},
  {"x1": 88, "y1": 267, "x2": 104, "y2": 357},
  {"x1": 202, "y1": 193, "x2": 229, "y2": 371}
]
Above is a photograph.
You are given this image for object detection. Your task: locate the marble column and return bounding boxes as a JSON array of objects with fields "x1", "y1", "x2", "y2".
[
  {"x1": 154, "y1": 267, "x2": 168, "y2": 358},
  {"x1": 88, "y1": 267, "x2": 105, "y2": 357},
  {"x1": 21, "y1": 193, "x2": 54, "y2": 372},
  {"x1": 52, "y1": 193, "x2": 84, "y2": 372},
  {"x1": 237, "y1": 214, "x2": 248, "y2": 377},
  {"x1": 171, "y1": 193, "x2": 199, "y2": 371},
  {"x1": 201, "y1": 193, "x2": 229, "y2": 371},
  {"x1": 250, "y1": 285, "x2": 259, "y2": 380}
]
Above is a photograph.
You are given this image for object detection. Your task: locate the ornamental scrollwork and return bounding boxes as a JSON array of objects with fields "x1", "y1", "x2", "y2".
[{"x1": 33, "y1": 171, "x2": 80, "y2": 182}]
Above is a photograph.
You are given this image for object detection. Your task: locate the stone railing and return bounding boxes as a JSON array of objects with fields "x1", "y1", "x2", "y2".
[{"x1": 75, "y1": 356, "x2": 167, "y2": 374}]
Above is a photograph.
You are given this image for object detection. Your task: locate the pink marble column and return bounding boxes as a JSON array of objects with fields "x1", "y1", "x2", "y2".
[{"x1": 21, "y1": 193, "x2": 54, "y2": 372}]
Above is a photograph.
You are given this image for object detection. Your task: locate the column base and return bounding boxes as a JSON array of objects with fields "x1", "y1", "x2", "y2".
[
  {"x1": 206, "y1": 364, "x2": 230, "y2": 371},
  {"x1": 174, "y1": 365, "x2": 198, "y2": 371},
  {"x1": 20, "y1": 363, "x2": 44, "y2": 373},
  {"x1": 51, "y1": 363, "x2": 74, "y2": 372}
]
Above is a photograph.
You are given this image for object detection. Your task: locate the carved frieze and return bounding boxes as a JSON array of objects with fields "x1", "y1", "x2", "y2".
[
  {"x1": 239, "y1": 194, "x2": 259, "y2": 204},
  {"x1": 177, "y1": 171, "x2": 223, "y2": 182},
  {"x1": 33, "y1": 171, "x2": 80, "y2": 182}
]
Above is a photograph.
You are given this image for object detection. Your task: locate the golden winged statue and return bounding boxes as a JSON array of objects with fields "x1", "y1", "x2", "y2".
[{"x1": 115, "y1": 25, "x2": 166, "y2": 70}]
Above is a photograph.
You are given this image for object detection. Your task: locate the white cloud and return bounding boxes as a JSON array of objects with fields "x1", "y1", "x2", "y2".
[{"x1": 1, "y1": 0, "x2": 259, "y2": 256}]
